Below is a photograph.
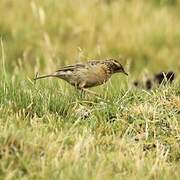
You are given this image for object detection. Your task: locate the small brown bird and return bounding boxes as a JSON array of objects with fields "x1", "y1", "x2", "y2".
[{"x1": 34, "y1": 59, "x2": 128, "y2": 90}]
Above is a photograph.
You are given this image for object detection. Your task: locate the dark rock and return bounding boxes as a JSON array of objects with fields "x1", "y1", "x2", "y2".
[
  {"x1": 146, "y1": 79, "x2": 152, "y2": 90},
  {"x1": 154, "y1": 71, "x2": 175, "y2": 85},
  {"x1": 133, "y1": 81, "x2": 139, "y2": 87}
]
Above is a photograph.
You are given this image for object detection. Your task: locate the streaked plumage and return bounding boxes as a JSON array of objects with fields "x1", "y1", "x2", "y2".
[{"x1": 34, "y1": 59, "x2": 128, "y2": 89}]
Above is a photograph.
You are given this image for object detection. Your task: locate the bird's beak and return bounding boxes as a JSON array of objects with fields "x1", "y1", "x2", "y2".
[{"x1": 123, "y1": 71, "x2": 128, "y2": 76}]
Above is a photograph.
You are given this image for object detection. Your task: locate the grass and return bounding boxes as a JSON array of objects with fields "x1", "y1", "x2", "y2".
[
  {"x1": 0, "y1": 0, "x2": 180, "y2": 179},
  {"x1": 0, "y1": 76, "x2": 179, "y2": 180}
]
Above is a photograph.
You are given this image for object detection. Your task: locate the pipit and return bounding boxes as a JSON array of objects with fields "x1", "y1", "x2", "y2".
[{"x1": 34, "y1": 59, "x2": 128, "y2": 93}]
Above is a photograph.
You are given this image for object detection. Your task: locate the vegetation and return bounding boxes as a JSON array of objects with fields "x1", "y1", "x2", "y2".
[{"x1": 0, "y1": 0, "x2": 179, "y2": 179}]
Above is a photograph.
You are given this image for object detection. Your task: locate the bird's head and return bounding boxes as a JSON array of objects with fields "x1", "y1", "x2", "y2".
[{"x1": 107, "y1": 59, "x2": 128, "y2": 75}]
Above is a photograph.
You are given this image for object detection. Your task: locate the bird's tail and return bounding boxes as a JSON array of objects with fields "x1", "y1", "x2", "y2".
[{"x1": 34, "y1": 74, "x2": 55, "y2": 81}]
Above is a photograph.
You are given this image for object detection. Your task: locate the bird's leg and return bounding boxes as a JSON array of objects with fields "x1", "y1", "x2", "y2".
[
  {"x1": 74, "y1": 83, "x2": 85, "y2": 98},
  {"x1": 78, "y1": 81, "x2": 102, "y2": 99},
  {"x1": 81, "y1": 88, "x2": 98, "y2": 96},
  {"x1": 81, "y1": 88, "x2": 107, "y2": 102},
  {"x1": 34, "y1": 72, "x2": 39, "y2": 84},
  {"x1": 80, "y1": 88, "x2": 86, "y2": 98}
]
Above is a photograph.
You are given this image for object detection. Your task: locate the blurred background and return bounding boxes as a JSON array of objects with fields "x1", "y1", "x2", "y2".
[{"x1": 0, "y1": 0, "x2": 180, "y2": 77}]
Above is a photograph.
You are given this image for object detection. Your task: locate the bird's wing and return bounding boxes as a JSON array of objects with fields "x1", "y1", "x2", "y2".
[
  {"x1": 55, "y1": 60, "x2": 102, "y2": 72},
  {"x1": 55, "y1": 63, "x2": 86, "y2": 72},
  {"x1": 55, "y1": 60, "x2": 104, "y2": 73},
  {"x1": 87, "y1": 60, "x2": 102, "y2": 66}
]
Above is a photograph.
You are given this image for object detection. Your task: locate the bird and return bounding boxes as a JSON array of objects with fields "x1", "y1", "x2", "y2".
[{"x1": 34, "y1": 59, "x2": 128, "y2": 92}]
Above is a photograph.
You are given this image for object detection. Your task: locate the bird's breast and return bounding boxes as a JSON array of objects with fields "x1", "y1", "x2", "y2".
[{"x1": 82, "y1": 65, "x2": 111, "y2": 88}]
